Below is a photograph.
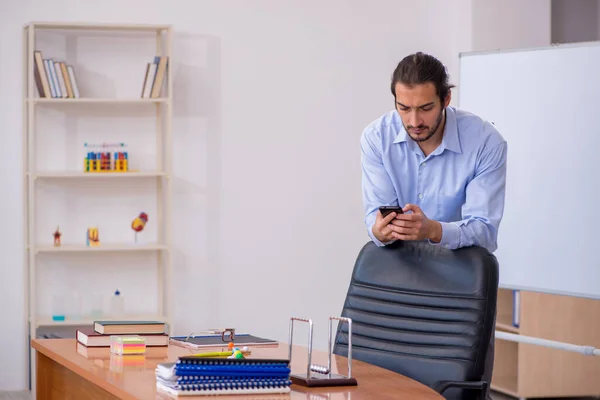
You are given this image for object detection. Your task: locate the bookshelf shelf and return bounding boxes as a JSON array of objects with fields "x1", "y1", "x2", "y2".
[
  {"x1": 32, "y1": 171, "x2": 167, "y2": 179},
  {"x1": 23, "y1": 21, "x2": 174, "y2": 387},
  {"x1": 36, "y1": 314, "x2": 168, "y2": 328},
  {"x1": 34, "y1": 243, "x2": 168, "y2": 253},
  {"x1": 26, "y1": 21, "x2": 170, "y2": 32},
  {"x1": 29, "y1": 97, "x2": 168, "y2": 104}
]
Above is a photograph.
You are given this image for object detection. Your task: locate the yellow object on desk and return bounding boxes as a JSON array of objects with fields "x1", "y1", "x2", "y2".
[
  {"x1": 191, "y1": 347, "x2": 251, "y2": 358},
  {"x1": 110, "y1": 335, "x2": 146, "y2": 355},
  {"x1": 191, "y1": 351, "x2": 234, "y2": 357}
]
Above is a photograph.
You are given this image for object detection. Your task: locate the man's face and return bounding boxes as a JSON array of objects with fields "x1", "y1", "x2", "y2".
[{"x1": 394, "y1": 82, "x2": 448, "y2": 143}]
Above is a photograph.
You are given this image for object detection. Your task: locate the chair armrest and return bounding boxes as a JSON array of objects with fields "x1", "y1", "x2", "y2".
[{"x1": 434, "y1": 380, "x2": 489, "y2": 399}]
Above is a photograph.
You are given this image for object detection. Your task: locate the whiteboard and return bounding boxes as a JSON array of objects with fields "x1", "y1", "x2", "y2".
[{"x1": 458, "y1": 42, "x2": 600, "y2": 300}]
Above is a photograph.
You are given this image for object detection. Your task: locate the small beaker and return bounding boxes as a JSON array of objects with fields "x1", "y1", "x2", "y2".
[{"x1": 52, "y1": 294, "x2": 66, "y2": 321}]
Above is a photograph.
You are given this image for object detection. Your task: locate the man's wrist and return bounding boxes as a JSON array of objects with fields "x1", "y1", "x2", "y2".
[
  {"x1": 428, "y1": 220, "x2": 443, "y2": 243},
  {"x1": 370, "y1": 224, "x2": 387, "y2": 246},
  {"x1": 370, "y1": 223, "x2": 395, "y2": 247}
]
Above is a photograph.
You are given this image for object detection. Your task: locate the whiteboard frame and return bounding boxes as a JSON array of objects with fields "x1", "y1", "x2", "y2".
[{"x1": 456, "y1": 40, "x2": 600, "y2": 301}]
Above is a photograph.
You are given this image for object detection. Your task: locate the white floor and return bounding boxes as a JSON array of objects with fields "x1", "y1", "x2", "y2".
[{"x1": 0, "y1": 393, "x2": 31, "y2": 400}]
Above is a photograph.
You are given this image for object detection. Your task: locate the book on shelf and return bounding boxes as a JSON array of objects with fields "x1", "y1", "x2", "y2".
[
  {"x1": 33, "y1": 50, "x2": 80, "y2": 99},
  {"x1": 141, "y1": 55, "x2": 168, "y2": 98}
]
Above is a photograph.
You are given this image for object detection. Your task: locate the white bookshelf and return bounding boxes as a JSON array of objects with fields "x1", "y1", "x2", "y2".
[{"x1": 23, "y1": 21, "x2": 173, "y2": 384}]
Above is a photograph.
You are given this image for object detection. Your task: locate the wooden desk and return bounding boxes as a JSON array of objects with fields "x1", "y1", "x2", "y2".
[{"x1": 31, "y1": 339, "x2": 443, "y2": 399}]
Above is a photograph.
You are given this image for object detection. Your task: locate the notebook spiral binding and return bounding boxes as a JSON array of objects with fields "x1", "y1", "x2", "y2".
[
  {"x1": 165, "y1": 379, "x2": 293, "y2": 391},
  {"x1": 174, "y1": 357, "x2": 291, "y2": 378},
  {"x1": 178, "y1": 358, "x2": 289, "y2": 367},
  {"x1": 160, "y1": 376, "x2": 291, "y2": 384}
]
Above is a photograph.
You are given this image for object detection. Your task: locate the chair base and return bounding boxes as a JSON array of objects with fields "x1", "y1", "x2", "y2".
[{"x1": 291, "y1": 373, "x2": 358, "y2": 387}]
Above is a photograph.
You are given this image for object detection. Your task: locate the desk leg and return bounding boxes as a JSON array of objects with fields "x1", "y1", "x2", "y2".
[{"x1": 36, "y1": 352, "x2": 118, "y2": 400}]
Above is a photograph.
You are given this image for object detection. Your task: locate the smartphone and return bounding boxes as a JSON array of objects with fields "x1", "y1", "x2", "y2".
[{"x1": 379, "y1": 206, "x2": 404, "y2": 217}]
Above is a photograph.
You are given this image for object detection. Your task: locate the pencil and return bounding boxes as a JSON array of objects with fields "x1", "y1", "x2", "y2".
[
  {"x1": 190, "y1": 351, "x2": 233, "y2": 357},
  {"x1": 190, "y1": 349, "x2": 251, "y2": 358}
]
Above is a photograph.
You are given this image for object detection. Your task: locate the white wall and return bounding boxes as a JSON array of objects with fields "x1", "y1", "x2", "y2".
[{"x1": 0, "y1": 0, "x2": 554, "y2": 391}]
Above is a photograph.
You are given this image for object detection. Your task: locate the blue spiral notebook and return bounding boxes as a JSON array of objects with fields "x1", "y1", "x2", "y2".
[{"x1": 156, "y1": 357, "x2": 292, "y2": 396}]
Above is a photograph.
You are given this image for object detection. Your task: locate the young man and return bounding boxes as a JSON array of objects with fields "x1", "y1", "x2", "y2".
[
  {"x1": 361, "y1": 52, "x2": 507, "y2": 254},
  {"x1": 360, "y1": 52, "x2": 507, "y2": 398}
]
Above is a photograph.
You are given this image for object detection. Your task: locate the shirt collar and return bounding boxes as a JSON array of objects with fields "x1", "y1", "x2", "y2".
[
  {"x1": 440, "y1": 106, "x2": 462, "y2": 154},
  {"x1": 393, "y1": 106, "x2": 462, "y2": 154}
]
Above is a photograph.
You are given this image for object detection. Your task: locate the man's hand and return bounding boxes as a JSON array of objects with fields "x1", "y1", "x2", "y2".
[
  {"x1": 388, "y1": 204, "x2": 443, "y2": 243},
  {"x1": 371, "y1": 209, "x2": 400, "y2": 244}
]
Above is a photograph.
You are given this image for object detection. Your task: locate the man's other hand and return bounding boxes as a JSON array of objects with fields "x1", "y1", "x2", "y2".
[
  {"x1": 372, "y1": 210, "x2": 399, "y2": 244},
  {"x1": 388, "y1": 204, "x2": 442, "y2": 242}
]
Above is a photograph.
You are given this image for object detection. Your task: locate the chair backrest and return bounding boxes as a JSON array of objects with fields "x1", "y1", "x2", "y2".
[{"x1": 333, "y1": 240, "x2": 498, "y2": 399}]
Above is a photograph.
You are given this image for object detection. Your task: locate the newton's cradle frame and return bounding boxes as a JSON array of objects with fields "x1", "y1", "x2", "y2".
[{"x1": 288, "y1": 316, "x2": 358, "y2": 387}]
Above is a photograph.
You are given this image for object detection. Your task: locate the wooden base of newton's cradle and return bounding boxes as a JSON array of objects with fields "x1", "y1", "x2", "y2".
[{"x1": 290, "y1": 373, "x2": 358, "y2": 387}]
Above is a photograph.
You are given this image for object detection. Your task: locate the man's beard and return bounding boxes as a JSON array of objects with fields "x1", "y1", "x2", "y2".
[{"x1": 404, "y1": 107, "x2": 445, "y2": 143}]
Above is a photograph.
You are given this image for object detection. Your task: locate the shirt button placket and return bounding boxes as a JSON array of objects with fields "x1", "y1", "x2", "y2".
[{"x1": 417, "y1": 159, "x2": 425, "y2": 205}]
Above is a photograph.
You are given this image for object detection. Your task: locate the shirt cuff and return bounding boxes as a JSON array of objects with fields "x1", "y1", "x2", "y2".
[{"x1": 429, "y1": 221, "x2": 460, "y2": 249}]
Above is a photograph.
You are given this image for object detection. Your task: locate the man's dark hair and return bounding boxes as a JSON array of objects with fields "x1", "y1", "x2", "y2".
[{"x1": 390, "y1": 52, "x2": 455, "y2": 103}]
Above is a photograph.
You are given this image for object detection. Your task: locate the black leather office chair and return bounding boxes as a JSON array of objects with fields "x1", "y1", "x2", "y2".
[{"x1": 333, "y1": 240, "x2": 498, "y2": 400}]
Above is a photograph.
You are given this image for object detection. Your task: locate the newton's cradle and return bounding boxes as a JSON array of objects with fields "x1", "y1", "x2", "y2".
[{"x1": 288, "y1": 316, "x2": 358, "y2": 387}]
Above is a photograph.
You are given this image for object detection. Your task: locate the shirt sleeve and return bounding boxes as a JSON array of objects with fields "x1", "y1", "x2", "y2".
[
  {"x1": 360, "y1": 127, "x2": 398, "y2": 247},
  {"x1": 433, "y1": 141, "x2": 507, "y2": 253}
]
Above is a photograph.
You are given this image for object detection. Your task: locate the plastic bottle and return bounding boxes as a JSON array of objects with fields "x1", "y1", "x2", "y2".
[{"x1": 110, "y1": 289, "x2": 125, "y2": 317}]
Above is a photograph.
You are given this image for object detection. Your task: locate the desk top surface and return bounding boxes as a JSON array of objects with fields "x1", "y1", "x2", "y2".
[{"x1": 31, "y1": 338, "x2": 443, "y2": 400}]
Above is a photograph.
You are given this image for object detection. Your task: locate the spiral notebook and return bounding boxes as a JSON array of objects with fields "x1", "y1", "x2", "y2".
[
  {"x1": 169, "y1": 333, "x2": 277, "y2": 349},
  {"x1": 155, "y1": 357, "x2": 292, "y2": 396}
]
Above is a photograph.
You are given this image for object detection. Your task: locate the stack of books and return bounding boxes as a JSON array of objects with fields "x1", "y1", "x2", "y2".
[
  {"x1": 155, "y1": 356, "x2": 292, "y2": 396},
  {"x1": 141, "y1": 56, "x2": 168, "y2": 98},
  {"x1": 76, "y1": 320, "x2": 169, "y2": 348},
  {"x1": 33, "y1": 50, "x2": 80, "y2": 99}
]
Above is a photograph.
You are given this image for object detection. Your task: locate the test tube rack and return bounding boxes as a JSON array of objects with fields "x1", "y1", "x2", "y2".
[{"x1": 84, "y1": 142, "x2": 129, "y2": 173}]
